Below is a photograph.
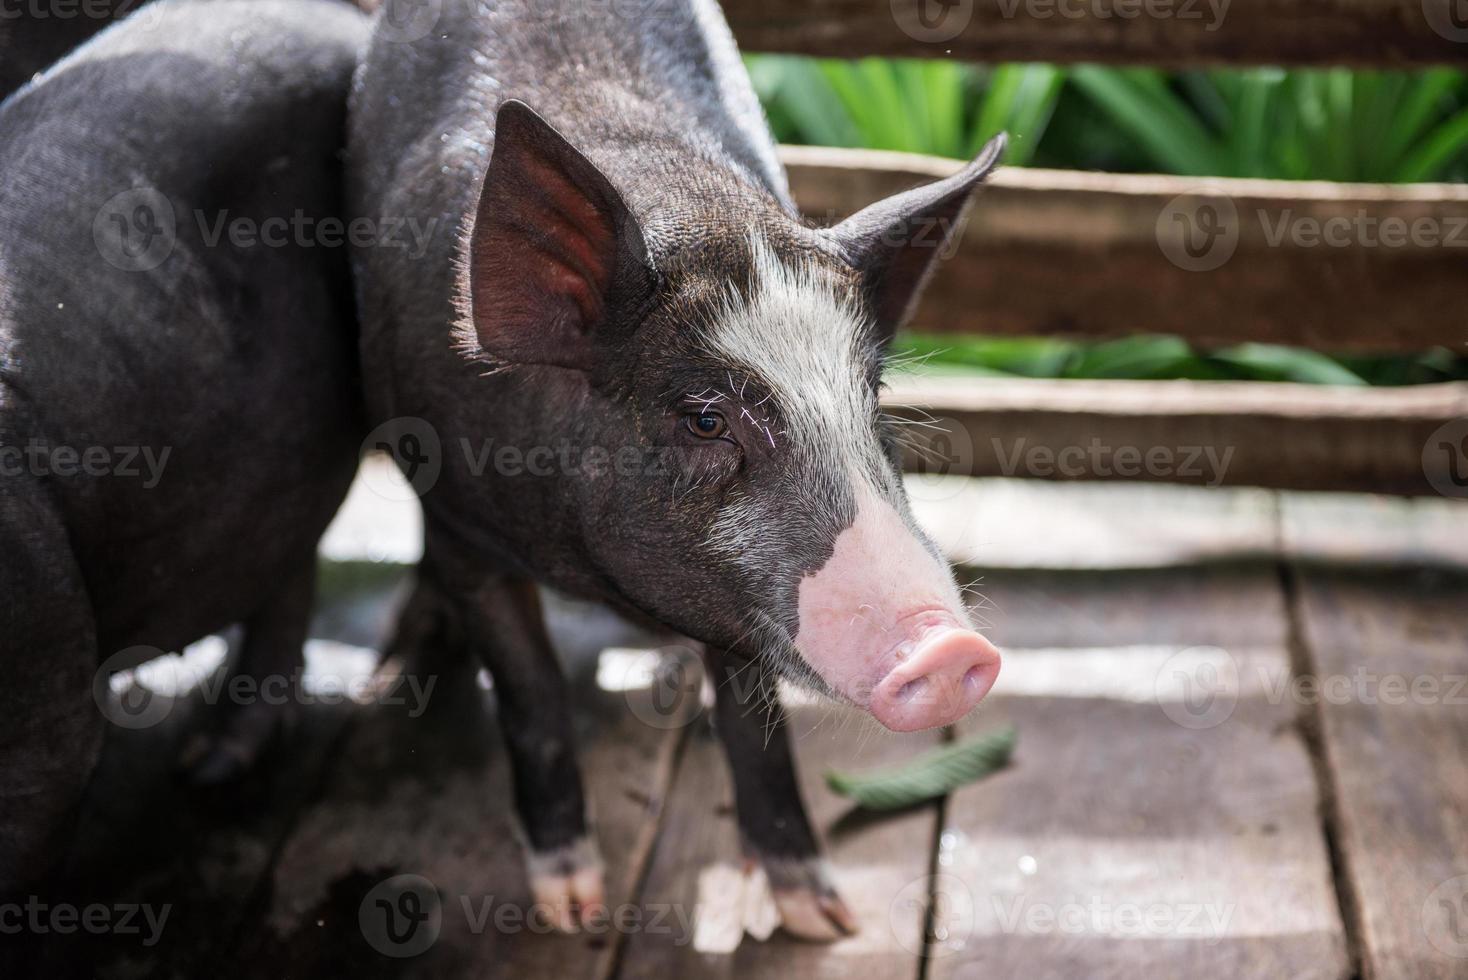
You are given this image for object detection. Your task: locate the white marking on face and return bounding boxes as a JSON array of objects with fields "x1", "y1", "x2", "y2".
[{"x1": 698, "y1": 235, "x2": 888, "y2": 484}]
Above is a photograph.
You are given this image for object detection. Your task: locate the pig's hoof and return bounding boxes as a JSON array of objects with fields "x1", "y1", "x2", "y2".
[
  {"x1": 526, "y1": 837, "x2": 606, "y2": 933},
  {"x1": 177, "y1": 706, "x2": 292, "y2": 786},
  {"x1": 761, "y1": 854, "x2": 859, "y2": 942},
  {"x1": 177, "y1": 732, "x2": 256, "y2": 785}
]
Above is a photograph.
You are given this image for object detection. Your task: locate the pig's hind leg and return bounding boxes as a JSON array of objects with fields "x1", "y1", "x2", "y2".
[
  {"x1": 458, "y1": 574, "x2": 603, "y2": 933},
  {"x1": 705, "y1": 645, "x2": 859, "y2": 942},
  {"x1": 177, "y1": 559, "x2": 316, "y2": 785},
  {"x1": 0, "y1": 489, "x2": 104, "y2": 899}
]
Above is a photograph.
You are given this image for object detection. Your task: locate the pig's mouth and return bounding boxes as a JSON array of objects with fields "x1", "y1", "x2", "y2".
[{"x1": 795, "y1": 606, "x2": 1002, "y2": 733}]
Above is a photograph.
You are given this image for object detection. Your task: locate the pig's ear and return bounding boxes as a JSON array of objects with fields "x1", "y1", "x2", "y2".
[
  {"x1": 463, "y1": 100, "x2": 654, "y2": 370},
  {"x1": 830, "y1": 133, "x2": 1005, "y2": 341}
]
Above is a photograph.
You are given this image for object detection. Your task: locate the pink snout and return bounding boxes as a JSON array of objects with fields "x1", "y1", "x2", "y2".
[{"x1": 869, "y1": 628, "x2": 1002, "y2": 732}]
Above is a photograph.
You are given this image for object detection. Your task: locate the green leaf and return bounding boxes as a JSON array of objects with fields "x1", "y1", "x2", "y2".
[
  {"x1": 1064, "y1": 336, "x2": 1198, "y2": 379},
  {"x1": 1212, "y1": 344, "x2": 1368, "y2": 385},
  {"x1": 1397, "y1": 105, "x2": 1468, "y2": 182},
  {"x1": 974, "y1": 64, "x2": 1066, "y2": 165},
  {"x1": 1070, "y1": 67, "x2": 1228, "y2": 175},
  {"x1": 745, "y1": 56, "x2": 862, "y2": 148},
  {"x1": 825, "y1": 726, "x2": 1017, "y2": 811},
  {"x1": 1379, "y1": 69, "x2": 1461, "y2": 172}
]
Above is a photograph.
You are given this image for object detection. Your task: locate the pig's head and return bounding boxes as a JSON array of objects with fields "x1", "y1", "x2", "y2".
[{"x1": 458, "y1": 101, "x2": 1003, "y2": 732}]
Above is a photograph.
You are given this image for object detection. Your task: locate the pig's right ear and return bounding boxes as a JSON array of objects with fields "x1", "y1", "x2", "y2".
[
  {"x1": 461, "y1": 100, "x2": 654, "y2": 371},
  {"x1": 829, "y1": 133, "x2": 1006, "y2": 341}
]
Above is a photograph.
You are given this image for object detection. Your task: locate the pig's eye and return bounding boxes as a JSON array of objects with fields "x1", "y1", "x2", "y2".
[{"x1": 686, "y1": 412, "x2": 728, "y2": 440}]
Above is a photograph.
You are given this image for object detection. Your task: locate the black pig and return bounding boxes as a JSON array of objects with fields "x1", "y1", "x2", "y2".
[
  {"x1": 0, "y1": 0, "x2": 367, "y2": 893},
  {"x1": 350, "y1": 0, "x2": 1005, "y2": 938}
]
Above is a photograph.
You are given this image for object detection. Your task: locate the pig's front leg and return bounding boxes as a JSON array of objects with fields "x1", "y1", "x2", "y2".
[
  {"x1": 462, "y1": 576, "x2": 603, "y2": 932},
  {"x1": 704, "y1": 646, "x2": 859, "y2": 941}
]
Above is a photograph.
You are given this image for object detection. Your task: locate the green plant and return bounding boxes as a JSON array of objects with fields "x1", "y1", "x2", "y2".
[
  {"x1": 1068, "y1": 67, "x2": 1468, "y2": 182},
  {"x1": 745, "y1": 56, "x2": 1063, "y2": 165},
  {"x1": 745, "y1": 55, "x2": 1468, "y2": 384},
  {"x1": 892, "y1": 335, "x2": 1468, "y2": 386}
]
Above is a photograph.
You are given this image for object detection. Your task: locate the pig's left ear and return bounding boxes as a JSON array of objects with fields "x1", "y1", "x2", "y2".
[
  {"x1": 462, "y1": 100, "x2": 655, "y2": 371},
  {"x1": 829, "y1": 133, "x2": 1006, "y2": 341}
]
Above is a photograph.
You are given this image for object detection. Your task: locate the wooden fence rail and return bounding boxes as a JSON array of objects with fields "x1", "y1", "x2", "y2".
[
  {"x1": 726, "y1": 0, "x2": 1468, "y2": 68},
  {"x1": 883, "y1": 374, "x2": 1468, "y2": 494},
  {"x1": 784, "y1": 145, "x2": 1468, "y2": 354}
]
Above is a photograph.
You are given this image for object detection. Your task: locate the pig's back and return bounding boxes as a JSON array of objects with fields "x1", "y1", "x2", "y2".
[
  {"x1": 348, "y1": 0, "x2": 795, "y2": 418},
  {"x1": 0, "y1": 0, "x2": 369, "y2": 651}
]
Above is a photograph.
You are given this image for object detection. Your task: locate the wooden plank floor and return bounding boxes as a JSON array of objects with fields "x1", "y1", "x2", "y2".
[{"x1": 62, "y1": 479, "x2": 1467, "y2": 979}]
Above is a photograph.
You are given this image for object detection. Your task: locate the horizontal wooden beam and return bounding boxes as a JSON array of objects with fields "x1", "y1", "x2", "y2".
[
  {"x1": 883, "y1": 373, "x2": 1468, "y2": 495},
  {"x1": 726, "y1": 0, "x2": 1468, "y2": 68},
  {"x1": 784, "y1": 144, "x2": 1468, "y2": 354}
]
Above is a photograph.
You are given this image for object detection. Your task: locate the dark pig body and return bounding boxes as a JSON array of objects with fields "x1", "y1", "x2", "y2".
[
  {"x1": 0, "y1": 0, "x2": 368, "y2": 892},
  {"x1": 350, "y1": 0, "x2": 1005, "y2": 937}
]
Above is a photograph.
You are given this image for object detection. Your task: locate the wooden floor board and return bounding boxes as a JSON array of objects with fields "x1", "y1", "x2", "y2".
[
  {"x1": 928, "y1": 566, "x2": 1351, "y2": 979},
  {"x1": 1292, "y1": 566, "x2": 1468, "y2": 980},
  {"x1": 616, "y1": 703, "x2": 942, "y2": 980},
  {"x1": 48, "y1": 481, "x2": 1468, "y2": 979},
  {"x1": 227, "y1": 645, "x2": 688, "y2": 980}
]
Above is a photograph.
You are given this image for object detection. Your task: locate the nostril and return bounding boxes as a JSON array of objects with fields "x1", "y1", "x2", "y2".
[
  {"x1": 962, "y1": 665, "x2": 987, "y2": 694},
  {"x1": 895, "y1": 677, "x2": 927, "y2": 704}
]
